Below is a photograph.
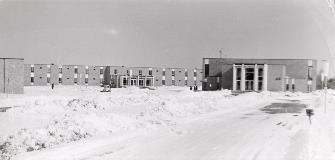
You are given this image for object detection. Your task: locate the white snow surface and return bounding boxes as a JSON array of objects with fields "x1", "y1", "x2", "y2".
[{"x1": 0, "y1": 86, "x2": 335, "y2": 160}]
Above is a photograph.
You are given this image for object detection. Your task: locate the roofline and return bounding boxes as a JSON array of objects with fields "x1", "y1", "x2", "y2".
[
  {"x1": 202, "y1": 58, "x2": 318, "y2": 61},
  {"x1": 23, "y1": 63, "x2": 201, "y2": 70},
  {"x1": 0, "y1": 58, "x2": 24, "y2": 60}
]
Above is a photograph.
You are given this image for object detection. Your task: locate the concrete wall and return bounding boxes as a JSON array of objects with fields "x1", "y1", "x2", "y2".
[
  {"x1": 88, "y1": 66, "x2": 102, "y2": 86},
  {"x1": 61, "y1": 65, "x2": 75, "y2": 85},
  {"x1": 267, "y1": 65, "x2": 285, "y2": 92},
  {"x1": 33, "y1": 64, "x2": 48, "y2": 86},
  {"x1": 50, "y1": 64, "x2": 59, "y2": 85},
  {"x1": 24, "y1": 64, "x2": 32, "y2": 86},
  {"x1": 164, "y1": 68, "x2": 173, "y2": 86},
  {"x1": 174, "y1": 68, "x2": 185, "y2": 86},
  {"x1": 0, "y1": 58, "x2": 24, "y2": 94},
  {"x1": 153, "y1": 67, "x2": 163, "y2": 86}
]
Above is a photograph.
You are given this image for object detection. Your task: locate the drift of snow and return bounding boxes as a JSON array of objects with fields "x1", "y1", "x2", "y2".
[{"x1": 1, "y1": 86, "x2": 335, "y2": 160}]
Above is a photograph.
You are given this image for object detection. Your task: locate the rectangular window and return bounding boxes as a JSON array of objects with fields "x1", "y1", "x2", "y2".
[
  {"x1": 185, "y1": 80, "x2": 188, "y2": 86},
  {"x1": 59, "y1": 78, "x2": 62, "y2": 84},
  {"x1": 286, "y1": 84, "x2": 289, "y2": 91},
  {"x1": 85, "y1": 69, "x2": 89, "y2": 74},
  {"x1": 85, "y1": 78, "x2": 88, "y2": 84},
  {"x1": 114, "y1": 69, "x2": 117, "y2": 74},
  {"x1": 139, "y1": 70, "x2": 142, "y2": 76},
  {"x1": 31, "y1": 77, "x2": 34, "y2": 83},
  {"x1": 162, "y1": 70, "x2": 165, "y2": 76},
  {"x1": 308, "y1": 67, "x2": 312, "y2": 80},
  {"x1": 172, "y1": 70, "x2": 175, "y2": 76},
  {"x1": 47, "y1": 77, "x2": 50, "y2": 83},
  {"x1": 31, "y1": 66, "x2": 34, "y2": 73},
  {"x1": 185, "y1": 71, "x2": 188, "y2": 77},
  {"x1": 100, "y1": 68, "x2": 103, "y2": 74},
  {"x1": 194, "y1": 71, "x2": 197, "y2": 77},
  {"x1": 172, "y1": 80, "x2": 175, "y2": 85},
  {"x1": 127, "y1": 70, "x2": 129, "y2": 76},
  {"x1": 74, "y1": 68, "x2": 78, "y2": 74},
  {"x1": 59, "y1": 68, "x2": 62, "y2": 73},
  {"x1": 123, "y1": 78, "x2": 128, "y2": 85},
  {"x1": 205, "y1": 64, "x2": 209, "y2": 77},
  {"x1": 149, "y1": 70, "x2": 152, "y2": 76},
  {"x1": 74, "y1": 78, "x2": 78, "y2": 84},
  {"x1": 162, "y1": 80, "x2": 165, "y2": 85}
]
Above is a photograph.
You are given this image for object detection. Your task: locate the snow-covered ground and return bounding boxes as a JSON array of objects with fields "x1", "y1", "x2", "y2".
[{"x1": 1, "y1": 86, "x2": 335, "y2": 160}]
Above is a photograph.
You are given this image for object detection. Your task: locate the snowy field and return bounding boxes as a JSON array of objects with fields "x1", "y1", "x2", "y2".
[{"x1": 0, "y1": 86, "x2": 335, "y2": 160}]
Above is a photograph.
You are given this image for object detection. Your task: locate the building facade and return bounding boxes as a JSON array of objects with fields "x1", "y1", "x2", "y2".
[
  {"x1": 0, "y1": 58, "x2": 24, "y2": 94},
  {"x1": 24, "y1": 64, "x2": 202, "y2": 88},
  {"x1": 202, "y1": 58, "x2": 319, "y2": 92}
]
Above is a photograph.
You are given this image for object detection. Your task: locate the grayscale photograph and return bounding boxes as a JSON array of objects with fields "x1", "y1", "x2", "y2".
[{"x1": 0, "y1": 0, "x2": 335, "y2": 159}]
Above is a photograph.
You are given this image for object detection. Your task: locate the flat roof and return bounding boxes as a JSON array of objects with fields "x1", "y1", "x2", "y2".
[
  {"x1": 202, "y1": 58, "x2": 318, "y2": 61},
  {"x1": 0, "y1": 58, "x2": 24, "y2": 60}
]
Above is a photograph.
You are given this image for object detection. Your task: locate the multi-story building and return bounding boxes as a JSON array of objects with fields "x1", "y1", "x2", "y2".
[
  {"x1": 202, "y1": 58, "x2": 322, "y2": 92},
  {"x1": 24, "y1": 64, "x2": 203, "y2": 88},
  {"x1": 0, "y1": 58, "x2": 24, "y2": 94}
]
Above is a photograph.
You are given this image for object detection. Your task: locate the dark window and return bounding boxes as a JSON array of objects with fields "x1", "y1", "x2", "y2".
[
  {"x1": 139, "y1": 70, "x2": 142, "y2": 76},
  {"x1": 114, "y1": 69, "x2": 117, "y2": 74},
  {"x1": 59, "y1": 78, "x2": 62, "y2": 84},
  {"x1": 308, "y1": 67, "x2": 312, "y2": 80},
  {"x1": 31, "y1": 67, "x2": 34, "y2": 73},
  {"x1": 149, "y1": 70, "x2": 152, "y2": 76},
  {"x1": 185, "y1": 71, "x2": 188, "y2": 77},
  {"x1": 67, "y1": 78, "x2": 69, "y2": 80},
  {"x1": 85, "y1": 78, "x2": 88, "y2": 83},
  {"x1": 275, "y1": 77, "x2": 281, "y2": 80},
  {"x1": 100, "y1": 68, "x2": 103, "y2": 74},
  {"x1": 47, "y1": 77, "x2": 50, "y2": 83},
  {"x1": 258, "y1": 82, "x2": 263, "y2": 91},
  {"x1": 40, "y1": 77, "x2": 42, "y2": 79},
  {"x1": 194, "y1": 71, "x2": 197, "y2": 77},
  {"x1": 205, "y1": 64, "x2": 209, "y2": 77},
  {"x1": 40, "y1": 67, "x2": 42, "y2": 69},
  {"x1": 236, "y1": 68, "x2": 241, "y2": 80},
  {"x1": 185, "y1": 80, "x2": 188, "y2": 85},
  {"x1": 245, "y1": 68, "x2": 254, "y2": 80},
  {"x1": 172, "y1": 80, "x2": 175, "y2": 85},
  {"x1": 74, "y1": 78, "x2": 77, "y2": 84},
  {"x1": 286, "y1": 84, "x2": 289, "y2": 91},
  {"x1": 162, "y1": 80, "x2": 165, "y2": 85},
  {"x1": 172, "y1": 70, "x2": 175, "y2": 76},
  {"x1": 67, "y1": 67, "x2": 69, "y2": 70},
  {"x1": 127, "y1": 70, "x2": 129, "y2": 76},
  {"x1": 59, "y1": 68, "x2": 62, "y2": 73},
  {"x1": 74, "y1": 68, "x2": 78, "y2": 74},
  {"x1": 31, "y1": 77, "x2": 34, "y2": 83},
  {"x1": 236, "y1": 81, "x2": 241, "y2": 90},
  {"x1": 292, "y1": 84, "x2": 295, "y2": 91},
  {"x1": 93, "y1": 78, "x2": 96, "y2": 80},
  {"x1": 162, "y1": 70, "x2": 165, "y2": 76}
]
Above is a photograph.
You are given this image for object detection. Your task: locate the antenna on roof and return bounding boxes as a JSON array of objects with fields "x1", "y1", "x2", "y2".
[{"x1": 219, "y1": 48, "x2": 227, "y2": 58}]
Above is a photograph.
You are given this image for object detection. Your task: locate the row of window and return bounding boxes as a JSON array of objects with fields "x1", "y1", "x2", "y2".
[
  {"x1": 30, "y1": 66, "x2": 200, "y2": 77},
  {"x1": 30, "y1": 77, "x2": 101, "y2": 84}
]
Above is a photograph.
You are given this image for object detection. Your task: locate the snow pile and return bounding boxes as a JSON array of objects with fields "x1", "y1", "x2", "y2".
[{"x1": 0, "y1": 86, "x2": 269, "y2": 159}]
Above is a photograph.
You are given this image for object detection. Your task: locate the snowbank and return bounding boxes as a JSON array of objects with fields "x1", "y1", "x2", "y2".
[{"x1": 0, "y1": 86, "x2": 280, "y2": 159}]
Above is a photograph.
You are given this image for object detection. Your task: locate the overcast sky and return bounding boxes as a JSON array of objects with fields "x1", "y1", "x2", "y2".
[{"x1": 1, "y1": 0, "x2": 335, "y2": 73}]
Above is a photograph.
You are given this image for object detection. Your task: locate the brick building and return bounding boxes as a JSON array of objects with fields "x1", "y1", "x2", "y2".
[
  {"x1": 202, "y1": 58, "x2": 319, "y2": 92},
  {"x1": 0, "y1": 58, "x2": 24, "y2": 94},
  {"x1": 24, "y1": 64, "x2": 202, "y2": 88}
]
